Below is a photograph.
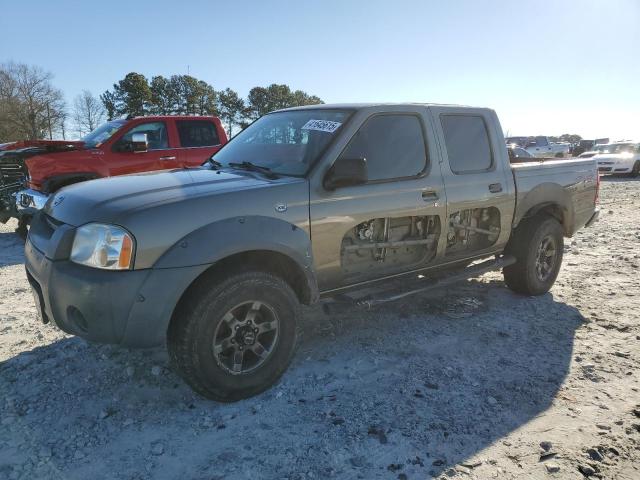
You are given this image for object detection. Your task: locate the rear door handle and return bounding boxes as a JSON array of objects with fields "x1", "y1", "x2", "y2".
[
  {"x1": 489, "y1": 183, "x2": 503, "y2": 193},
  {"x1": 421, "y1": 190, "x2": 439, "y2": 201},
  {"x1": 160, "y1": 156, "x2": 176, "y2": 161}
]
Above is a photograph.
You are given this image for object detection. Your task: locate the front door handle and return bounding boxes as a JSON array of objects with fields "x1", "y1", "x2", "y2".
[
  {"x1": 160, "y1": 156, "x2": 176, "y2": 161},
  {"x1": 421, "y1": 190, "x2": 439, "y2": 201},
  {"x1": 489, "y1": 183, "x2": 503, "y2": 193}
]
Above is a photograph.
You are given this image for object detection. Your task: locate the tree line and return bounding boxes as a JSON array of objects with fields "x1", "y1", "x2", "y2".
[
  {"x1": 100, "y1": 72, "x2": 322, "y2": 136},
  {"x1": 0, "y1": 62, "x2": 323, "y2": 142}
]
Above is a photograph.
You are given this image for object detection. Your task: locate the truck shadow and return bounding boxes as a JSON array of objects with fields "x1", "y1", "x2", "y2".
[{"x1": 0, "y1": 278, "x2": 582, "y2": 479}]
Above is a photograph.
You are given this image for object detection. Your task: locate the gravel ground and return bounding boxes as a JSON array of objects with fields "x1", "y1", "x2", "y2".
[{"x1": 1, "y1": 177, "x2": 639, "y2": 480}]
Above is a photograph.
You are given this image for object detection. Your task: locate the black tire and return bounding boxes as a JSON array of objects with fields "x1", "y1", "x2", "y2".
[
  {"x1": 168, "y1": 270, "x2": 300, "y2": 402},
  {"x1": 503, "y1": 214, "x2": 564, "y2": 295},
  {"x1": 15, "y1": 216, "x2": 30, "y2": 241},
  {"x1": 629, "y1": 161, "x2": 640, "y2": 178}
]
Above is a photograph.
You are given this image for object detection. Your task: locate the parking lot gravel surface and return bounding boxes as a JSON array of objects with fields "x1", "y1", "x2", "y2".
[{"x1": 1, "y1": 177, "x2": 639, "y2": 480}]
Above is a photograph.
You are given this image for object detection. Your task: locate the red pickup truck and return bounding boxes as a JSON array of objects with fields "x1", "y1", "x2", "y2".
[{"x1": 0, "y1": 115, "x2": 227, "y2": 235}]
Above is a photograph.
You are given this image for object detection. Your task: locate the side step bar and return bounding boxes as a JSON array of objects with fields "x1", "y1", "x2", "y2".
[{"x1": 322, "y1": 255, "x2": 516, "y2": 314}]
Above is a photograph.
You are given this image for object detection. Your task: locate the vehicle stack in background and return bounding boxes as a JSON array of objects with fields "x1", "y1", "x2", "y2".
[
  {"x1": 0, "y1": 115, "x2": 228, "y2": 237},
  {"x1": 505, "y1": 134, "x2": 640, "y2": 177}
]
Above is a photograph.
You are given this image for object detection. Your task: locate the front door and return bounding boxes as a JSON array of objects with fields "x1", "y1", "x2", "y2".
[
  {"x1": 310, "y1": 109, "x2": 447, "y2": 292},
  {"x1": 429, "y1": 106, "x2": 514, "y2": 260},
  {"x1": 110, "y1": 120, "x2": 181, "y2": 175}
]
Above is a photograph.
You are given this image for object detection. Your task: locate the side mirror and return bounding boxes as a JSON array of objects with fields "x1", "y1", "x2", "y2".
[
  {"x1": 323, "y1": 157, "x2": 367, "y2": 190},
  {"x1": 131, "y1": 133, "x2": 148, "y2": 153}
]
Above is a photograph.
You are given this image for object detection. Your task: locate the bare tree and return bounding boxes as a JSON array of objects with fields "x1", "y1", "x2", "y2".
[
  {"x1": 0, "y1": 62, "x2": 66, "y2": 141},
  {"x1": 73, "y1": 90, "x2": 105, "y2": 137}
]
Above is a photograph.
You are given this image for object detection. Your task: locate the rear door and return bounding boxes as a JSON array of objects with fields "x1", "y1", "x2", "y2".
[
  {"x1": 109, "y1": 120, "x2": 182, "y2": 174},
  {"x1": 176, "y1": 119, "x2": 224, "y2": 166},
  {"x1": 309, "y1": 107, "x2": 447, "y2": 292},
  {"x1": 429, "y1": 106, "x2": 514, "y2": 261}
]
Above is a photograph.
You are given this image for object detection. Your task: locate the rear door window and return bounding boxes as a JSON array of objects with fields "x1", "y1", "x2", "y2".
[
  {"x1": 177, "y1": 120, "x2": 220, "y2": 148},
  {"x1": 339, "y1": 114, "x2": 427, "y2": 182},
  {"x1": 440, "y1": 115, "x2": 493, "y2": 174}
]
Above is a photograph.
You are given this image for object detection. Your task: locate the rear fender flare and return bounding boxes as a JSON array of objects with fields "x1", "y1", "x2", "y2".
[{"x1": 514, "y1": 182, "x2": 575, "y2": 235}]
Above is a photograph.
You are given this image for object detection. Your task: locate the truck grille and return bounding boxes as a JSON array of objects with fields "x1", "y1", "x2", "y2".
[{"x1": 0, "y1": 153, "x2": 26, "y2": 195}]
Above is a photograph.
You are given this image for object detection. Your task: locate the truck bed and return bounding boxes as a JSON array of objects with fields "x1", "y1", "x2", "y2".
[{"x1": 511, "y1": 157, "x2": 598, "y2": 236}]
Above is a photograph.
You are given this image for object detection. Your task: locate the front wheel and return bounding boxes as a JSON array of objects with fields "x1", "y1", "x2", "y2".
[
  {"x1": 15, "y1": 215, "x2": 31, "y2": 240},
  {"x1": 168, "y1": 271, "x2": 300, "y2": 402},
  {"x1": 503, "y1": 215, "x2": 564, "y2": 295},
  {"x1": 629, "y1": 161, "x2": 640, "y2": 178}
]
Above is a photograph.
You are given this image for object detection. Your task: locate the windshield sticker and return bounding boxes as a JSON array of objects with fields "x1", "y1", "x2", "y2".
[{"x1": 302, "y1": 119, "x2": 342, "y2": 133}]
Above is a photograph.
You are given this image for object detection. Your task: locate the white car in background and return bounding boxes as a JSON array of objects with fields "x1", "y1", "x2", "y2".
[
  {"x1": 593, "y1": 142, "x2": 640, "y2": 176},
  {"x1": 578, "y1": 144, "x2": 612, "y2": 159}
]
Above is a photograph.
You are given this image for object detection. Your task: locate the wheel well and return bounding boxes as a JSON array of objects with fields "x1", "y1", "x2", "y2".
[
  {"x1": 44, "y1": 174, "x2": 100, "y2": 193},
  {"x1": 176, "y1": 250, "x2": 313, "y2": 308},
  {"x1": 522, "y1": 203, "x2": 566, "y2": 232}
]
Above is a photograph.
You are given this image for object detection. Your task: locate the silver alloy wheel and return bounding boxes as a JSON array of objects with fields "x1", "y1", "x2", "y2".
[
  {"x1": 212, "y1": 301, "x2": 280, "y2": 375},
  {"x1": 535, "y1": 235, "x2": 557, "y2": 282}
]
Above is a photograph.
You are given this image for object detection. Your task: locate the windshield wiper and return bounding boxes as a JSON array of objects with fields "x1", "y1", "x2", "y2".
[
  {"x1": 228, "y1": 161, "x2": 279, "y2": 179},
  {"x1": 207, "y1": 157, "x2": 222, "y2": 169}
]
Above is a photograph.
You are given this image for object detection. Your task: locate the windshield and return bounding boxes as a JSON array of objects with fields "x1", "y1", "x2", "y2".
[
  {"x1": 596, "y1": 143, "x2": 636, "y2": 154},
  {"x1": 505, "y1": 137, "x2": 528, "y2": 147},
  {"x1": 81, "y1": 119, "x2": 127, "y2": 148},
  {"x1": 212, "y1": 109, "x2": 352, "y2": 176}
]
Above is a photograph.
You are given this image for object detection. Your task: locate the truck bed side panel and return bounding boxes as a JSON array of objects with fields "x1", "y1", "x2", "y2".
[{"x1": 511, "y1": 158, "x2": 597, "y2": 236}]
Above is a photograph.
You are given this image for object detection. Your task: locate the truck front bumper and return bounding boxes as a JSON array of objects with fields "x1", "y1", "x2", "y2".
[
  {"x1": 15, "y1": 188, "x2": 49, "y2": 215},
  {"x1": 25, "y1": 229, "x2": 209, "y2": 348}
]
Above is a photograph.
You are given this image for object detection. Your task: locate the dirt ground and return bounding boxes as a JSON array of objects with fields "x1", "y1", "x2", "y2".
[{"x1": 0, "y1": 177, "x2": 638, "y2": 480}]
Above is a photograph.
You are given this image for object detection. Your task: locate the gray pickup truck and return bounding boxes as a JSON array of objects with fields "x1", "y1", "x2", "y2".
[{"x1": 25, "y1": 103, "x2": 599, "y2": 401}]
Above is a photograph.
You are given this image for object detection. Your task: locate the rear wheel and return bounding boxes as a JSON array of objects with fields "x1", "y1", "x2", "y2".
[
  {"x1": 168, "y1": 270, "x2": 300, "y2": 402},
  {"x1": 503, "y1": 215, "x2": 564, "y2": 295}
]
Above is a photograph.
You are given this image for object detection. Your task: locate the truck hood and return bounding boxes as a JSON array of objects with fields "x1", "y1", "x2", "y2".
[
  {"x1": 0, "y1": 140, "x2": 85, "y2": 152},
  {"x1": 44, "y1": 167, "x2": 284, "y2": 226}
]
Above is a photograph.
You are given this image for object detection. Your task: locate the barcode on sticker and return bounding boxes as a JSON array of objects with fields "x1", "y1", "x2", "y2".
[{"x1": 301, "y1": 119, "x2": 342, "y2": 133}]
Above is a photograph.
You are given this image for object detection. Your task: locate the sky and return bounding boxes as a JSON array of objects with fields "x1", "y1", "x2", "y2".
[{"x1": 1, "y1": 0, "x2": 638, "y2": 140}]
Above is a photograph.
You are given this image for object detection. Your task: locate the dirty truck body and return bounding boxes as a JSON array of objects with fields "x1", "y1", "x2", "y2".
[{"x1": 25, "y1": 104, "x2": 599, "y2": 401}]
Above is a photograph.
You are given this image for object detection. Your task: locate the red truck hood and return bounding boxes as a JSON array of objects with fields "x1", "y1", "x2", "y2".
[{"x1": 0, "y1": 140, "x2": 85, "y2": 152}]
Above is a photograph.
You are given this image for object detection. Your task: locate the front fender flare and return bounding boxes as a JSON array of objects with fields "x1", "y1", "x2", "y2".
[{"x1": 153, "y1": 215, "x2": 317, "y2": 297}]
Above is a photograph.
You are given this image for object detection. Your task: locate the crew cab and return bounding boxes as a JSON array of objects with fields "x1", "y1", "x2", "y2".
[
  {"x1": 0, "y1": 116, "x2": 227, "y2": 235},
  {"x1": 523, "y1": 136, "x2": 571, "y2": 158},
  {"x1": 592, "y1": 142, "x2": 640, "y2": 176},
  {"x1": 25, "y1": 103, "x2": 599, "y2": 401}
]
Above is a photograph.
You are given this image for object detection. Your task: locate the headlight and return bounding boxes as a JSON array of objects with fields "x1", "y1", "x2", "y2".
[{"x1": 70, "y1": 223, "x2": 135, "y2": 270}]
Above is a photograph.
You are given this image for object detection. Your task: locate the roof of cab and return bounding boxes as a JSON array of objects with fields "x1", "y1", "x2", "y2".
[{"x1": 276, "y1": 102, "x2": 481, "y2": 112}]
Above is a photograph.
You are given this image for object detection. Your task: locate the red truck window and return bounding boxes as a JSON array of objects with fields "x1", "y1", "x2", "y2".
[
  {"x1": 177, "y1": 120, "x2": 220, "y2": 148},
  {"x1": 116, "y1": 122, "x2": 169, "y2": 151}
]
